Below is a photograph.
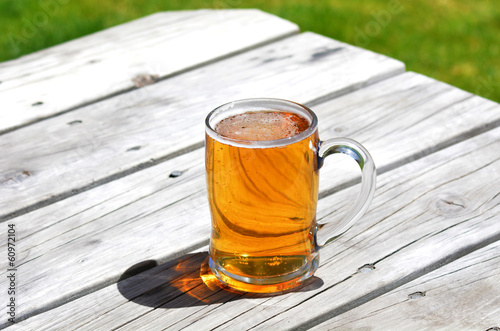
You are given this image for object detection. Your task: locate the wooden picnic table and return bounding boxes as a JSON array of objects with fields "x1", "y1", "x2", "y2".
[{"x1": 1, "y1": 9, "x2": 499, "y2": 330}]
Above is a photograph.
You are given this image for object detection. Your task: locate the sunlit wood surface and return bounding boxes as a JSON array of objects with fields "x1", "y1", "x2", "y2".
[{"x1": 1, "y1": 9, "x2": 499, "y2": 330}]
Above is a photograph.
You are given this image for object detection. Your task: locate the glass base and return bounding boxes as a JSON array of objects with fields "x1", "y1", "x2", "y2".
[{"x1": 208, "y1": 254, "x2": 319, "y2": 293}]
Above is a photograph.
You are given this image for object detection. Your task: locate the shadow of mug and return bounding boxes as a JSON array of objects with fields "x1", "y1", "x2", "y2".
[{"x1": 117, "y1": 252, "x2": 324, "y2": 309}]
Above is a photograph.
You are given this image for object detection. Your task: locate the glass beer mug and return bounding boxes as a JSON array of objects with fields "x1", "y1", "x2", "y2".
[{"x1": 205, "y1": 98, "x2": 376, "y2": 293}]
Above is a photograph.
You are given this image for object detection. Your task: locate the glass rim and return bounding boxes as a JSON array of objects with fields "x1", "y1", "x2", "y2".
[{"x1": 205, "y1": 98, "x2": 318, "y2": 148}]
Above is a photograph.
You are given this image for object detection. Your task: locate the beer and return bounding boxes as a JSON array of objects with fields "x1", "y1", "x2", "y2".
[
  {"x1": 205, "y1": 98, "x2": 377, "y2": 293},
  {"x1": 206, "y1": 110, "x2": 320, "y2": 292}
]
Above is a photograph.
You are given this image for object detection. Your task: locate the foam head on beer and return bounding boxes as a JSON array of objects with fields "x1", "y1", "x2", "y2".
[{"x1": 214, "y1": 111, "x2": 309, "y2": 141}]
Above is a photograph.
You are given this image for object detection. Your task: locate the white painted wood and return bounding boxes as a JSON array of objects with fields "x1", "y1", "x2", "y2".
[
  {"x1": 13, "y1": 125, "x2": 500, "y2": 330},
  {"x1": 309, "y1": 240, "x2": 500, "y2": 330},
  {"x1": 0, "y1": 31, "x2": 405, "y2": 220},
  {"x1": 3, "y1": 72, "x2": 500, "y2": 326},
  {"x1": 0, "y1": 9, "x2": 299, "y2": 132}
]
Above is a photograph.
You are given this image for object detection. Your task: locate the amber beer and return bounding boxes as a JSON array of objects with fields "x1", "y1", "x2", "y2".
[
  {"x1": 206, "y1": 104, "x2": 321, "y2": 293},
  {"x1": 206, "y1": 99, "x2": 377, "y2": 293}
]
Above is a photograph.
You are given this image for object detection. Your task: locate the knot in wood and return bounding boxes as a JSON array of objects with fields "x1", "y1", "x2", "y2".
[
  {"x1": 169, "y1": 170, "x2": 183, "y2": 178},
  {"x1": 358, "y1": 263, "x2": 375, "y2": 274},
  {"x1": 435, "y1": 195, "x2": 468, "y2": 217},
  {"x1": 408, "y1": 291, "x2": 426, "y2": 300},
  {"x1": 310, "y1": 47, "x2": 344, "y2": 61},
  {"x1": 68, "y1": 120, "x2": 83, "y2": 126},
  {"x1": 126, "y1": 145, "x2": 141, "y2": 152},
  {"x1": 0, "y1": 170, "x2": 32, "y2": 187},
  {"x1": 332, "y1": 125, "x2": 348, "y2": 134},
  {"x1": 132, "y1": 74, "x2": 160, "y2": 87},
  {"x1": 86, "y1": 239, "x2": 102, "y2": 246}
]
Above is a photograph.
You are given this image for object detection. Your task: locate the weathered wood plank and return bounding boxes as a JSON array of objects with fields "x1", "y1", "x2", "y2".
[
  {"x1": 315, "y1": 72, "x2": 500, "y2": 193},
  {"x1": 215, "y1": 129, "x2": 500, "y2": 331},
  {"x1": 0, "y1": 9, "x2": 299, "y2": 133},
  {"x1": 309, "y1": 240, "x2": 500, "y2": 330},
  {"x1": 148, "y1": 124, "x2": 500, "y2": 331},
  {"x1": 13, "y1": 124, "x2": 500, "y2": 330},
  {"x1": 3, "y1": 73, "x2": 495, "y2": 248},
  {"x1": 9, "y1": 253, "x2": 210, "y2": 330},
  {"x1": 3, "y1": 72, "x2": 500, "y2": 325},
  {"x1": 0, "y1": 31, "x2": 405, "y2": 220}
]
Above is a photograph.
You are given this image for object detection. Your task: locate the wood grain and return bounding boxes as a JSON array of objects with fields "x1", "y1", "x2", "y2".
[
  {"x1": 314, "y1": 72, "x2": 500, "y2": 194},
  {"x1": 12, "y1": 123, "x2": 500, "y2": 330},
  {"x1": 226, "y1": 129, "x2": 500, "y2": 331},
  {"x1": 0, "y1": 31, "x2": 404, "y2": 220},
  {"x1": 171, "y1": 125, "x2": 500, "y2": 331},
  {"x1": 0, "y1": 9, "x2": 299, "y2": 133},
  {"x1": 3, "y1": 72, "x2": 500, "y2": 326},
  {"x1": 4, "y1": 9, "x2": 500, "y2": 331},
  {"x1": 310, "y1": 241, "x2": 500, "y2": 330}
]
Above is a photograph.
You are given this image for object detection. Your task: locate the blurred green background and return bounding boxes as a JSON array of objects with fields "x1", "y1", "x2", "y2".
[{"x1": 1, "y1": 0, "x2": 499, "y2": 102}]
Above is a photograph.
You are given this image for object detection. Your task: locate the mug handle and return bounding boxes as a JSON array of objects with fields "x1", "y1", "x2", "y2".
[{"x1": 315, "y1": 138, "x2": 376, "y2": 247}]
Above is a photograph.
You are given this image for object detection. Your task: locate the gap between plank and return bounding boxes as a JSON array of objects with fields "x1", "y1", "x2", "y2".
[
  {"x1": 3, "y1": 105, "x2": 500, "y2": 224},
  {"x1": 0, "y1": 30, "x2": 299, "y2": 137},
  {"x1": 0, "y1": 71, "x2": 408, "y2": 222},
  {"x1": 9, "y1": 115, "x2": 500, "y2": 327},
  {"x1": 0, "y1": 141, "x2": 203, "y2": 221},
  {"x1": 289, "y1": 228, "x2": 500, "y2": 331},
  {"x1": 319, "y1": 112, "x2": 500, "y2": 200},
  {"x1": 0, "y1": 240, "x2": 209, "y2": 328}
]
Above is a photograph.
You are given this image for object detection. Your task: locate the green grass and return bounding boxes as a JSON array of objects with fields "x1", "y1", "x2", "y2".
[{"x1": 1, "y1": 0, "x2": 499, "y2": 102}]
